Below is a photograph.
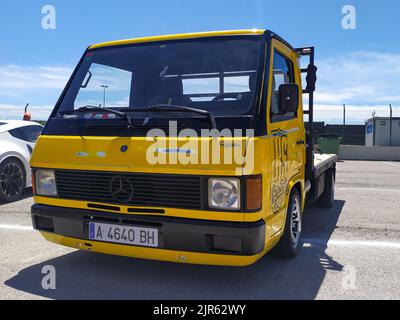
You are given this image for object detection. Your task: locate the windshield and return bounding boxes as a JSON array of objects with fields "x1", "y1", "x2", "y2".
[{"x1": 56, "y1": 36, "x2": 263, "y2": 118}]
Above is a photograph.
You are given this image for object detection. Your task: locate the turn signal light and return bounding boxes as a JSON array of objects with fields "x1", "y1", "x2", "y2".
[
  {"x1": 31, "y1": 170, "x2": 36, "y2": 195},
  {"x1": 245, "y1": 176, "x2": 262, "y2": 211}
]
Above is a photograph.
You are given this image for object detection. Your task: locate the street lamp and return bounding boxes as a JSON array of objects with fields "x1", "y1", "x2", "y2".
[
  {"x1": 101, "y1": 85, "x2": 109, "y2": 108},
  {"x1": 389, "y1": 104, "x2": 393, "y2": 147},
  {"x1": 342, "y1": 104, "x2": 346, "y2": 145}
]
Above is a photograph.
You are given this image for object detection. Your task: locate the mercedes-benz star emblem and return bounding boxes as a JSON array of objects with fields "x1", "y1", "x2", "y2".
[{"x1": 110, "y1": 176, "x2": 134, "y2": 203}]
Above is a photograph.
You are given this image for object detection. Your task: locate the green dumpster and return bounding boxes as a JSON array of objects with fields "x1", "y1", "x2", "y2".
[{"x1": 317, "y1": 134, "x2": 342, "y2": 154}]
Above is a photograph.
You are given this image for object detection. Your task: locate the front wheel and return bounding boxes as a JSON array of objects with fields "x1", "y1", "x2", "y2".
[
  {"x1": 273, "y1": 189, "x2": 303, "y2": 259},
  {"x1": 0, "y1": 158, "x2": 26, "y2": 203}
]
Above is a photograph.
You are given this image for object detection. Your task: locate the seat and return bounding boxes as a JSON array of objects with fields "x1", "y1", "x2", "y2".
[
  {"x1": 149, "y1": 77, "x2": 191, "y2": 106},
  {"x1": 270, "y1": 73, "x2": 279, "y2": 115}
]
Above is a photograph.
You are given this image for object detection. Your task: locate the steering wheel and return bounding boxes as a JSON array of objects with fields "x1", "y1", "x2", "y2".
[{"x1": 212, "y1": 92, "x2": 242, "y2": 102}]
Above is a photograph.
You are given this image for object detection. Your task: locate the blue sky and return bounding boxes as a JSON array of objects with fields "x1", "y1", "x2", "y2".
[{"x1": 1, "y1": 0, "x2": 400, "y2": 122}]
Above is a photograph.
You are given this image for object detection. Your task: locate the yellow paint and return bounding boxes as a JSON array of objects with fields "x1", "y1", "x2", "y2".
[
  {"x1": 34, "y1": 195, "x2": 247, "y2": 222},
  {"x1": 89, "y1": 29, "x2": 264, "y2": 49},
  {"x1": 40, "y1": 231, "x2": 265, "y2": 266},
  {"x1": 266, "y1": 39, "x2": 306, "y2": 235},
  {"x1": 32, "y1": 32, "x2": 307, "y2": 266}
]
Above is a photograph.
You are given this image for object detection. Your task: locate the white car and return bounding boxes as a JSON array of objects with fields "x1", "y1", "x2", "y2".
[{"x1": 0, "y1": 120, "x2": 43, "y2": 202}]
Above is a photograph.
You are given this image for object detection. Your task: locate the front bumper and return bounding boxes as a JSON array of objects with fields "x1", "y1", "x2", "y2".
[{"x1": 31, "y1": 204, "x2": 266, "y2": 266}]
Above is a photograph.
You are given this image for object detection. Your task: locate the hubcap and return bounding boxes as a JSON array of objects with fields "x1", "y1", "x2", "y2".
[
  {"x1": 290, "y1": 196, "x2": 302, "y2": 247},
  {"x1": 0, "y1": 163, "x2": 24, "y2": 199}
]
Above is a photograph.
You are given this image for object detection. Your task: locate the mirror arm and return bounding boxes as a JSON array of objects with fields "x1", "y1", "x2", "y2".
[{"x1": 81, "y1": 71, "x2": 92, "y2": 88}]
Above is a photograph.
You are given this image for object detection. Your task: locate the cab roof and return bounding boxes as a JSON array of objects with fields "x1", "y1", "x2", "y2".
[{"x1": 89, "y1": 29, "x2": 266, "y2": 49}]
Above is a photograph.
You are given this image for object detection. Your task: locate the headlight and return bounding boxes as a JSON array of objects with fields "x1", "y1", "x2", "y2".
[
  {"x1": 208, "y1": 178, "x2": 240, "y2": 210},
  {"x1": 35, "y1": 169, "x2": 57, "y2": 196}
]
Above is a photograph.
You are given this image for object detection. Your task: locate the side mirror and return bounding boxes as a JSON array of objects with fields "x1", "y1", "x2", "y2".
[
  {"x1": 306, "y1": 64, "x2": 317, "y2": 93},
  {"x1": 279, "y1": 84, "x2": 299, "y2": 113}
]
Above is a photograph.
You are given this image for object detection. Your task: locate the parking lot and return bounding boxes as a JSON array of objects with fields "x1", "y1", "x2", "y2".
[{"x1": 0, "y1": 160, "x2": 399, "y2": 300}]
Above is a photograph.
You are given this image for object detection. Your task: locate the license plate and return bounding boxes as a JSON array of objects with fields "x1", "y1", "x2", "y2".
[{"x1": 88, "y1": 222, "x2": 158, "y2": 247}]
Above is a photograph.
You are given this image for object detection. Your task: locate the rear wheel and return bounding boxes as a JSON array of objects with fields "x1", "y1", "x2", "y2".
[
  {"x1": 317, "y1": 169, "x2": 335, "y2": 208},
  {"x1": 273, "y1": 189, "x2": 303, "y2": 259},
  {"x1": 0, "y1": 158, "x2": 26, "y2": 203}
]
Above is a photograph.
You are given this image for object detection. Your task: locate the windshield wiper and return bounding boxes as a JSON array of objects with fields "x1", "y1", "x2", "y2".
[
  {"x1": 60, "y1": 104, "x2": 216, "y2": 130},
  {"x1": 146, "y1": 104, "x2": 217, "y2": 129},
  {"x1": 66, "y1": 105, "x2": 133, "y2": 129}
]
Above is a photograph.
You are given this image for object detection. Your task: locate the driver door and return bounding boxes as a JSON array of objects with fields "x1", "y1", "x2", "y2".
[{"x1": 268, "y1": 40, "x2": 305, "y2": 235}]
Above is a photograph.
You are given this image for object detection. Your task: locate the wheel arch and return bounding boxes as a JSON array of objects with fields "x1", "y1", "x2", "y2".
[
  {"x1": 0, "y1": 153, "x2": 30, "y2": 187},
  {"x1": 278, "y1": 177, "x2": 303, "y2": 234},
  {"x1": 287, "y1": 175, "x2": 304, "y2": 210}
]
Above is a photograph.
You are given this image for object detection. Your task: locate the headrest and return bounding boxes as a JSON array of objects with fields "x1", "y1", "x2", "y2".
[
  {"x1": 159, "y1": 77, "x2": 183, "y2": 97},
  {"x1": 249, "y1": 73, "x2": 256, "y2": 91}
]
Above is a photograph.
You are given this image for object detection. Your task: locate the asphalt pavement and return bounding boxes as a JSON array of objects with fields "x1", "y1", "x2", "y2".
[{"x1": 0, "y1": 160, "x2": 399, "y2": 300}]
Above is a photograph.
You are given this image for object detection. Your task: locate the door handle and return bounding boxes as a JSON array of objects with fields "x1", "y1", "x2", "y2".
[{"x1": 296, "y1": 140, "x2": 305, "y2": 145}]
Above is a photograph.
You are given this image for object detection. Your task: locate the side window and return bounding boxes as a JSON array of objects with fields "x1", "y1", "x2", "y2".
[
  {"x1": 181, "y1": 72, "x2": 254, "y2": 102},
  {"x1": 182, "y1": 77, "x2": 220, "y2": 101},
  {"x1": 9, "y1": 125, "x2": 43, "y2": 143},
  {"x1": 270, "y1": 50, "x2": 296, "y2": 122},
  {"x1": 23, "y1": 125, "x2": 43, "y2": 142},
  {"x1": 8, "y1": 128, "x2": 25, "y2": 141}
]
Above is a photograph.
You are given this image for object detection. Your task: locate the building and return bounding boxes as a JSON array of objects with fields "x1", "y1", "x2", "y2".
[{"x1": 365, "y1": 117, "x2": 400, "y2": 146}]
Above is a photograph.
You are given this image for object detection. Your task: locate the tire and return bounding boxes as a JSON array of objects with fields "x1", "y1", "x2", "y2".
[
  {"x1": 317, "y1": 169, "x2": 335, "y2": 208},
  {"x1": 0, "y1": 158, "x2": 26, "y2": 203},
  {"x1": 273, "y1": 188, "x2": 303, "y2": 259}
]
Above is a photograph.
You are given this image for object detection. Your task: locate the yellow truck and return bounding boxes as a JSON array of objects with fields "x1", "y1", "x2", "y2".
[{"x1": 30, "y1": 30, "x2": 337, "y2": 266}]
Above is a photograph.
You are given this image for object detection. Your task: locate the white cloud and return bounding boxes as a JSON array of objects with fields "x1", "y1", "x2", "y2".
[
  {"x1": 0, "y1": 103, "x2": 53, "y2": 120},
  {"x1": 1, "y1": 50, "x2": 400, "y2": 123},
  {"x1": 0, "y1": 65, "x2": 72, "y2": 95},
  {"x1": 0, "y1": 65, "x2": 72, "y2": 119},
  {"x1": 312, "y1": 104, "x2": 400, "y2": 124},
  {"x1": 314, "y1": 51, "x2": 400, "y2": 106}
]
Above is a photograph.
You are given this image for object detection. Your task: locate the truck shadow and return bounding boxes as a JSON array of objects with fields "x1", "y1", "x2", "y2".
[{"x1": 5, "y1": 200, "x2": 345, "y2": 300}]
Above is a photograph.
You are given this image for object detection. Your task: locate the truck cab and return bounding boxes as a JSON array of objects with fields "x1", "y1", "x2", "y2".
[{"x1": 31, "y1": 29, "x2": 336, "y2": 266}]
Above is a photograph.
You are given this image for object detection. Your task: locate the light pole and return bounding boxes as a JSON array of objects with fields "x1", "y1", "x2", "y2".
[
  {"x1": 342, "y1": 104, "x2": 346, "y2": 145},
  {"x1": 101, "y1": 85, "x2": 109, "y2": 108},
  {"x1": 389, "y1": 104, "x2": 393, "y2": 147}
]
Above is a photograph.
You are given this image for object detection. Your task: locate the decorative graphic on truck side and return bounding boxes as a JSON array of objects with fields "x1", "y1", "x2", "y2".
[{"x1": 271, "y1": 129, "x2": 289, "y2": 213}]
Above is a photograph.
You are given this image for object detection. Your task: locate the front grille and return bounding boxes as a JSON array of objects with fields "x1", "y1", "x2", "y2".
[{"x1": 55, "y1": 170, "x2": 202, "y2": 209}]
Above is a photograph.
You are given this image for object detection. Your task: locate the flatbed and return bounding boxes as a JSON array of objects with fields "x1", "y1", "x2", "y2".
[{"x1": 313, "y1": 153, "x2": 338, "y2": 178}]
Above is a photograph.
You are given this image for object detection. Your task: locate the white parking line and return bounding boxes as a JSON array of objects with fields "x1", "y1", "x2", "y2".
[
  {"x1": 337, "y1": 187, "x2": 400, "y2": 193},
  {"x1": 385, "y1": 161, "x2": 400, "y2": 168},
  {"x1": 0, "y1": 224, "x2": 33, "y2": 231},
  {"x1": 2, "y1": 224, "x2": 400, "y2": 249},
  {"x1": 304, "y1": 238, "x2": 400, "y2": 249}
]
